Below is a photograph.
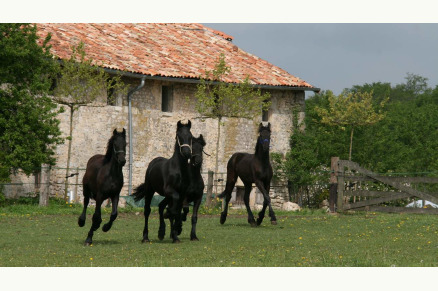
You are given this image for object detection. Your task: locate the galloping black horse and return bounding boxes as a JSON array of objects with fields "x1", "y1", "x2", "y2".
[
  {"x1": 160, "y1": 134, "x2": 206, "y2": 241},
  {"x1": 218, "y1": 122, "x2": 277, "y2": 226},
  {"x1": 132, "y1": 120, "x2": 193, "y2": 243},
  {"x1": 79, "y1": 128, "x2": 126, "y2": 245}
]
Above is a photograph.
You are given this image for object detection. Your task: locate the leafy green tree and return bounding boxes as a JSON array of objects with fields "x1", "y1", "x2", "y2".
[
  {"x1": 391, "y1": 73, "x2": 431, "y2": 102},
  {"x1": 314, "y1": 90, "x2": 387, "y2": 161},
  {"x1": 194, "y1": 54, "x2": 271, "y2": 206},
  {"x1": 0, "y1": 24, "x2": 63, "y2": 181},
  {"x1": 52, "y1": 42, "x2": 127, "y2": 199}
]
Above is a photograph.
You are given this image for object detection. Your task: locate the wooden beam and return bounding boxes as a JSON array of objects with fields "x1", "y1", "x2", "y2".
[
  {"x1": 344, "y1": 190, "x2": 406, "y2": 197},
  {"x1": 344, "y1": 192, "x2": 411, "y2": 210},
  {"x1": 339, "y1": 160, "x2": 438, "y2": 205},
  {"x1": 343, "y1": 175, "x2": 438, "y2": 184}
]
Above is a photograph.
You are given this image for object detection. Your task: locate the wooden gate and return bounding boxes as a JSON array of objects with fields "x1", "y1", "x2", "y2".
[{"x1": 333, "y1": 159, "x2": 438, "y2": 214}]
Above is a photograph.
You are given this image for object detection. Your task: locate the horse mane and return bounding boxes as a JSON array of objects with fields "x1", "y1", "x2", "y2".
[{"x1": 103, "y1": 134, "x2": 116, "y2": 163}]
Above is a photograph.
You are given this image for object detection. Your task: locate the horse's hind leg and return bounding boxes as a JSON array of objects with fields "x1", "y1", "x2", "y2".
[
  {"x1": 220, "y1": 188, "x2": 233, "y2": 225},
  {"x1": 102, "y1": 195, "x2": 119, "y2": 232},
  {"x1": 84, "y1": 198, "x2": 103, "y2": 246},
  {"x1": 243, "y1": 183, "x2": 257, "y2": 227},
  {"x1": 78, "y1": 185, "x2": 90, "y2": 227},
  {"x1": 219, "y1": 170, "x2": 237, "y2": 224},
  {"x1": 142, "y1": 190, "x2": 154, "y2": 243},
  {"x1": 158, "y1": 197, "x2": 168, "y2": 240}
]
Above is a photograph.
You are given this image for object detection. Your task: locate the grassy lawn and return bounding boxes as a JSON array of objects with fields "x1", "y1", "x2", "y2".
[{"x1": 1, "y1": 203, "x2": 437, "y2": 267}]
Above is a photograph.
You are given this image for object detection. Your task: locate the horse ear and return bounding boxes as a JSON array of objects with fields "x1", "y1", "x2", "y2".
[
  {"x1": 199, "y1": 134, "x2": 206, "y2": 146},
  {"x1": 122, "y1": 128, "x2": 126, "y2": 136},
  {"x1": 187, "y1": 120, "x2": 191, "y2": 129},
  {"x1": 177, "y1": 120, "x2": 182, "y2": 129},
  {"x1": 113, "y1": 128, "x2": 118, "y2": 135}
]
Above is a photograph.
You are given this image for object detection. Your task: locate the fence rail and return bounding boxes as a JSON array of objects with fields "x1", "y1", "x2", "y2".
[{"x1": 329, "y1": 158, "x2": 438, "y2": 214}]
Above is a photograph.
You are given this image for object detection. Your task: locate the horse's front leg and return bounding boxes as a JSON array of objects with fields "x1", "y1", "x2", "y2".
[
  {"x1": 84, "y1": 198, "x2": 102, "y2": 246},
  {"x1": 102, "y1": 195, "x2": 119, "y2": 232},
  {"x1": 243, "y1": 184, "x2": 256, "y2": 227},
  {"x1": 190, "y1": 194, "x2": 202, "y2": 241},
  {"x1": 181, "y1": 198, "x2": 189, "y2": 222},
  {"x1": 255, "y1": 180, "x2": 276, "y2": 226},
  {"x1": 168, "y1": 191, "x2": 182, "y2": 243}
]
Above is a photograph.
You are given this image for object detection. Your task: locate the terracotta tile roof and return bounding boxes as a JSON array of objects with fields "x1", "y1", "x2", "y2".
[{"x1": 37, "y1": 23, "x2": 315, "y2": 89}]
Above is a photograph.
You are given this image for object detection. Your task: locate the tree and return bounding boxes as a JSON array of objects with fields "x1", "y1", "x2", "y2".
[
  {"x1": 391, "y1": 73, "x2": 430, "y2": 102},
  {"x1": 52, "y1": 42, "x2": 127, "y2": 200},
  {"x1": 194, "y1": 54, "x2": 271, "y2": 206},
  {"x1": 0, "y1": 24, "x2": 63, "y2": 180},
  {"x1": 314, "y1": 90, "x2": 387, "y2": 161}
]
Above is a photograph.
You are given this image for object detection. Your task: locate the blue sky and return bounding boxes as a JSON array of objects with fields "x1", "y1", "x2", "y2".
[{"x1": 204, "y1": 23, "x2": 438, "y2": 96}]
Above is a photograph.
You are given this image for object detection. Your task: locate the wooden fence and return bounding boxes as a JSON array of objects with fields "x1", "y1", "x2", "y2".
[{"x1": 329, "y1": 157, "x2": 438, "y2": 214}]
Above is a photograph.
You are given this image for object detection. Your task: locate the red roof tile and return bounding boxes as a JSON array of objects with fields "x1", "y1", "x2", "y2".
[{"x1": 37, "y1": 23, "x2": 315, "y2": 89}]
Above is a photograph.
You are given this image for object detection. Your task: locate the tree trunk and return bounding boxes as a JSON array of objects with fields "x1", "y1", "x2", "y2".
[
  {"x1": 349, "y1": 126, "x2": 354, "y2": 161},
  {"x1": 39, "y1": 165, "x2": 50, "y2": 207},
  {"x1": 64, "y1": 105, "x2": 74, "y2": 200},
  {"x1": 206, "y1": 117, "x2": 222, "y2": 207}
]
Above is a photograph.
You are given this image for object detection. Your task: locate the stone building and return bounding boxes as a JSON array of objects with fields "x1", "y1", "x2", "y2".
[{"x1": 7, "y1": 23, "x2": 319, "y2": 208}]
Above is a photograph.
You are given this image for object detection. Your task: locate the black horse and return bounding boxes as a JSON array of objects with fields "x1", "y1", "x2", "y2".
[
  {"x1": 132, "y1": 120, "x2": 193, "y2": 243},
  {"x1": 218, "y1": 122, "x2": 277, "y2": 226},
  {"x1": 160, "y1": 134, "x2": 206, "y2": 241},
  {"x1": 79, "y1": 128, "x2": 127, "y2": 245}
]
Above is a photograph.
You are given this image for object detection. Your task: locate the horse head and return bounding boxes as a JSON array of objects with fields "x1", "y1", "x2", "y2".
[
  {"x1": 191, "y1": 134, "x2": 206, "y2": 167},
  {"x1": 112, "y1": 128, "x2": 127, "y2": 166},
  {"x1": 176, "y1": 120, "x2": 193, "y2": 160},
  {"x1": 258, "y1": 122, "x2": 271, "y2": 151}
]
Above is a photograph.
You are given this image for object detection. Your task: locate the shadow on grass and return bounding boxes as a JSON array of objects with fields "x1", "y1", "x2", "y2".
[{"x1": 78, "y1": 239, "x2": 122, "y2": 246}]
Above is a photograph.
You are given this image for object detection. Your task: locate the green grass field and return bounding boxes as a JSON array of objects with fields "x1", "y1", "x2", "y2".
[{"x1": 1, "y1": 203, "x2": 437, "y2": 267}]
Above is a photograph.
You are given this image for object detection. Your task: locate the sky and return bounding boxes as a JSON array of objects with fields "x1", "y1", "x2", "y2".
[{"x1": 203, "y1": 23, "x2": 438, "y2": 96}]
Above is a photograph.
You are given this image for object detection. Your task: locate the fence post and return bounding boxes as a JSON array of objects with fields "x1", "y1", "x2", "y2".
[
  {"x1": 329, "y1": 157, "x2": 339, "y2": 213},
  {"x1": 206, "y1": 170, "x2": 214, "y2": 206},
  {"x1": 336, "y1": 160, "x2": 344, "y2": 212}
]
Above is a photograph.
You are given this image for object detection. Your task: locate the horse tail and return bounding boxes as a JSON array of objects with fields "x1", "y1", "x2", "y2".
[{"x1": 132, "y1": 183, "x2": 147, "y2": 202}]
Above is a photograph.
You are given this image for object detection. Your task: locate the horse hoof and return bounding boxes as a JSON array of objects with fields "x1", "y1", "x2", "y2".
[
  {"x1": 142, "y1": 239, "x2": 150, "y2": 243},
  {"x1": 102, "y1": 224, "x2": 111, "y2": 232},
  {"x1": 271, "y1": 220, "x2": 277, "y2": 225},
  {"x1": 256, "y1": 218, "x2": 263, "y2": 226},
  {"x1": 78, "y1": 218, "x2": 85, "y2": 227},
  {"x1": 173, "y1": 239, "x2": 181, "y2": 244},
  {"x1": 158, "y1": 230, "x2": 165, "y2": 240},
  {"x1": 190, "y1": 237, "x2": 199, "y2": 241},
  {"x1": 182, "y1": 215, "x2": 187, "y2": 222},
  {"x1": 84, "y1": 242, "x2": 92, "y2": 246},
  {"x1": 220, "y1": 213, "x2": 227, "y2": 224},
  {"x1": 250, "y1": 222, "x2": 257, "y2": 227}
]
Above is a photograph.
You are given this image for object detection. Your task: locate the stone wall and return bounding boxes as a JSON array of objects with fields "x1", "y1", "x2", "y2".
[{"x1": 6, "y1": 77, "x2": 305, "y2": 208}]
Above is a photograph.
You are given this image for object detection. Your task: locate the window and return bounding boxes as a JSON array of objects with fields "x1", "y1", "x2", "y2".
[{"x1": 162, "y1": 86, "x2": 173, "y2": 112}]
